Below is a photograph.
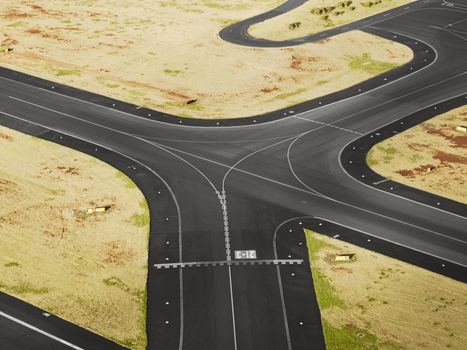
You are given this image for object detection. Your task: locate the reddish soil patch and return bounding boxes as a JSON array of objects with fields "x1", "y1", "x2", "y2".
[
  {"x1": 290, "y1": 55, "x2": 319, "y2": 70},
  {"x1": 2, "y1": 36, "x2": 18, "y2": 46},
  {"x1": 425, "y1": 126, "x2": 467, "y2": 148},
  {"x1": 397, "y1": 164, "x2": 436, "y2": 177},
  {"x1": 260, "y1": 86, "x2": 279, "y2": 93},
  {"x1": 407, "y1": 143, "x2": 430, "y2": 151},
  {"x1": 166, "y1": 90, "x2": 191, "y2": 100},
  {"x1": 451, "y1": 134, "x2": 467, "y2": 148},
  {"x1": 3, "y1": 9, "x2": 32, "y2": 19},
  {"x1": 433, "y1": 151, "x2": 467, "y2": 165}
]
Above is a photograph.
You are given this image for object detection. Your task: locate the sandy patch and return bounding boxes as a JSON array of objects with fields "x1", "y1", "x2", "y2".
[
  {"x1": 305, "y1": 229, "x2": 467, "y2": 350},
  {"x1": 367, "y1": 105, "x2": 467, "y2": 203},
  {"x1": 0, "y1": 125, "x2": 149, "y2": 349},
  {"x1": 0, "y1": 0, "x2": 411, "y2": 119},
  {"x1": 250, "y1": 0, "x2": 413, "y2": 40}
]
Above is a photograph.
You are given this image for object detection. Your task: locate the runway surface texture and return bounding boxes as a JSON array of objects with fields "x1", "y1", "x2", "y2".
[{"x1": 0, "y1": 0, "x2": 466, "y2": 349}]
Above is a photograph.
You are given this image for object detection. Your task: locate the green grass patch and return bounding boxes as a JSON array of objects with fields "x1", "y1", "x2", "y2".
[
  {"x1": 347, "y1": 53, "x2": 398, "y2": 75},
  {"x1": 127, "y1": 89, "x2": 146, "y2": 97},
  {"x1": 316, "y1": 80, "x2": 329, "y2": 86},
  {"x1": 115, "y1": 171, "x2": 136, "y2": 189},
  {"x1": 49, "y1": 67, "x2": 81, "y2": 77},
  {"x1": 322, "y1": 320, "x2": 404, "y2": 350},
  {"x1": 8, "y1": 282, "x2": 49, "y2": 295},
  {"x1": 305, "y1": 230, "x2": 343, "y2": 309},
  {"x1": 164, "y1": 100, "x2": 204, "y2": 111},
  {"x1": 4, "y1": 261, "x2": 20, "y2": 268},
  {"x1": 272, "y1": 88, "x2": 307, "y2": 101},
  {"x1": 366, "y1": 148, "x2": 378, "y2": 167},
  {"x1": 163, "y1": 69, "x2": 182, "y2": 76},
  {"x1": 409, "y1": 153, "x2": 423, "y2": 162},
  {"x1": 130, "y1": 199, "x2": 150, "y2": 228},
  {"x1": 6, "y1": 21, "x2": 26, "y2": 28}
]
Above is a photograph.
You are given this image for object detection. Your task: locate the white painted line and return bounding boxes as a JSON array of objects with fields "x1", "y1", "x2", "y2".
[
  {"x1": 228, "y1": 266, "x2": 238, "y2": 350},
  {"x1": 0, "y1": 311, "x2": 85, "y2": 350},
  {"x1": 293, "y1": 116, "x2": 363, "y2": 135},
  {"x1": 373, "y1": 178, "x2": 389, "y2": 185}
]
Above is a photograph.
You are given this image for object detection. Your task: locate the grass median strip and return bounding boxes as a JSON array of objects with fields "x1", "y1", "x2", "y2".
[
  {"x1": 305, "y1": 229, "x2": 467, "y2": 350},
  {"x1": 367, "y1": 105, "x2": 467, "y2": 204},
  {"x1": 0, "y1": 125, "x2": 149, "y2": 349}
]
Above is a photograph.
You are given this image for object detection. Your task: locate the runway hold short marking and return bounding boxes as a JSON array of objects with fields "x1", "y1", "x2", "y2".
[{"x1": 154, "y1": 259, "x2": 303, "y2": 270}]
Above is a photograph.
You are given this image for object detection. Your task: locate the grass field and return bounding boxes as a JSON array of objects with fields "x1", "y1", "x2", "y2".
[
  {"x1": 0, "y1": 0, "x2": 412, "y2": 119},
  {"x1": 0, "y1": 125, "x2": 149, "y2": 349},
  {"x1": 305, "y1": 229, "x2": 467, "y2": 350},
  {"x1": 249, "y1": 0, "x2": 413, "y2": 40},
  {"x1": 367, "y1": 105, "x2": 467, "y2": 203}
]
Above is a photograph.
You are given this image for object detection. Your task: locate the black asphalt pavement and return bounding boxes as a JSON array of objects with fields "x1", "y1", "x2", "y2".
[{"x1": 0, "y1": 0, "x2": 466, "y2": 349}]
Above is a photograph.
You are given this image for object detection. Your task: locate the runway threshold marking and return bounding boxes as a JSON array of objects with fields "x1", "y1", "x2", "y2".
[
  {"x1": 0, "y1": 311, "x2": 85, "y2": 350},
  {"x1": 154, "y1": 259, "x2": 303, "y2": 269}
]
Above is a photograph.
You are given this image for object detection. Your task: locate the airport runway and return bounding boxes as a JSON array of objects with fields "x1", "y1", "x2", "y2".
[{"x1": 0, "y1": 0, "x2": 466, "y2": 349}]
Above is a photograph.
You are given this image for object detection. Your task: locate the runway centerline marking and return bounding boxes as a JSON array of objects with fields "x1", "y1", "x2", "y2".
[{"x1": 0, "y1": 311, "x2": 85, "y2": 350}]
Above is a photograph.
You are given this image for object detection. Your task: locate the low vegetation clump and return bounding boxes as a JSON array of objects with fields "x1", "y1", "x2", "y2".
[
  {"x1": 347, "y1": 52, "x2": 398, "y2": 75},
  {"x1": 367, "y1": 105, "x2": 467, "y2": 203},
  {"x1": 305, "y1": 229, "x2": 467, "y2": 349},
  {"x1": 0, "y1": 125, "x2": 149, "y2": 349},
  {"x1": 250, "y1": 0, "x2": 413, "y2": 41}
]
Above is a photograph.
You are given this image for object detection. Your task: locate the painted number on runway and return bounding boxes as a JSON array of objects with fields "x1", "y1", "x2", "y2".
[{"x1": 234, "y1": 250, "x2": 257, "y2": 259}]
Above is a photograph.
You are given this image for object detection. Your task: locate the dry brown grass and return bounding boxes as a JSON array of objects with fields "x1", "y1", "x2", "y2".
[
  {"x1": 250, "y1": 0, "x2": 413, "y2": 40},
  {"x1": 305, "y1": 229, "x2": 467, "y2": 350},
  {"x1": 0, "y1": 0, "x2": 411, "y2": 119},
  {"x1": 0, "y1": 125, "x2": 149, "y2": 349},
  {"x1": 367, "y1": 105, "x2": 467, "y2": 203}
]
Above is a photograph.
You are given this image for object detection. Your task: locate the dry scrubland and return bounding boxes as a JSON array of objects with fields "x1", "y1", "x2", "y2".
[
  {"x1": 0, "y1": 126, "x2": 149, "y2": 349},
  {"x1": 305, "y1": 229, "x2": 467, "y2": 350},
  {"x1": 367, "y1": 105, "x2": 467, "y2": 203},
  {"x1": 250, "y1": 0, "x2": 413, "y2": 40},
  {"x1": 0, "y1": 1, "x2": 411, "y2": 119}
]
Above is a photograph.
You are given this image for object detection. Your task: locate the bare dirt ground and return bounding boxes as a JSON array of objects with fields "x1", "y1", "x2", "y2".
[
  {"x1": 367, "y1": 105, "x2": 467, "y2": 203},
  {"x1": 0, "y1": 126, "x2": 149, "y2": 349},
  {"x1": 305, "y1": 229, "x2": 467, "y2": 350},
  {"x1": 0, "y1": 0, "x2": 411, "y2": 119},
  {"x1": 250, "y1": 0, "x2": 413, "y2": 40}
]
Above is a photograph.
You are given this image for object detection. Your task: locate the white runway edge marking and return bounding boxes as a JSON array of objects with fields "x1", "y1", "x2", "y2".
[
  {"x1": 154, "y1": 259, "x2": 303, "y2": 269},
  {"x1": 0, "y1": 311, "x2": 85, "y2": 350}
]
